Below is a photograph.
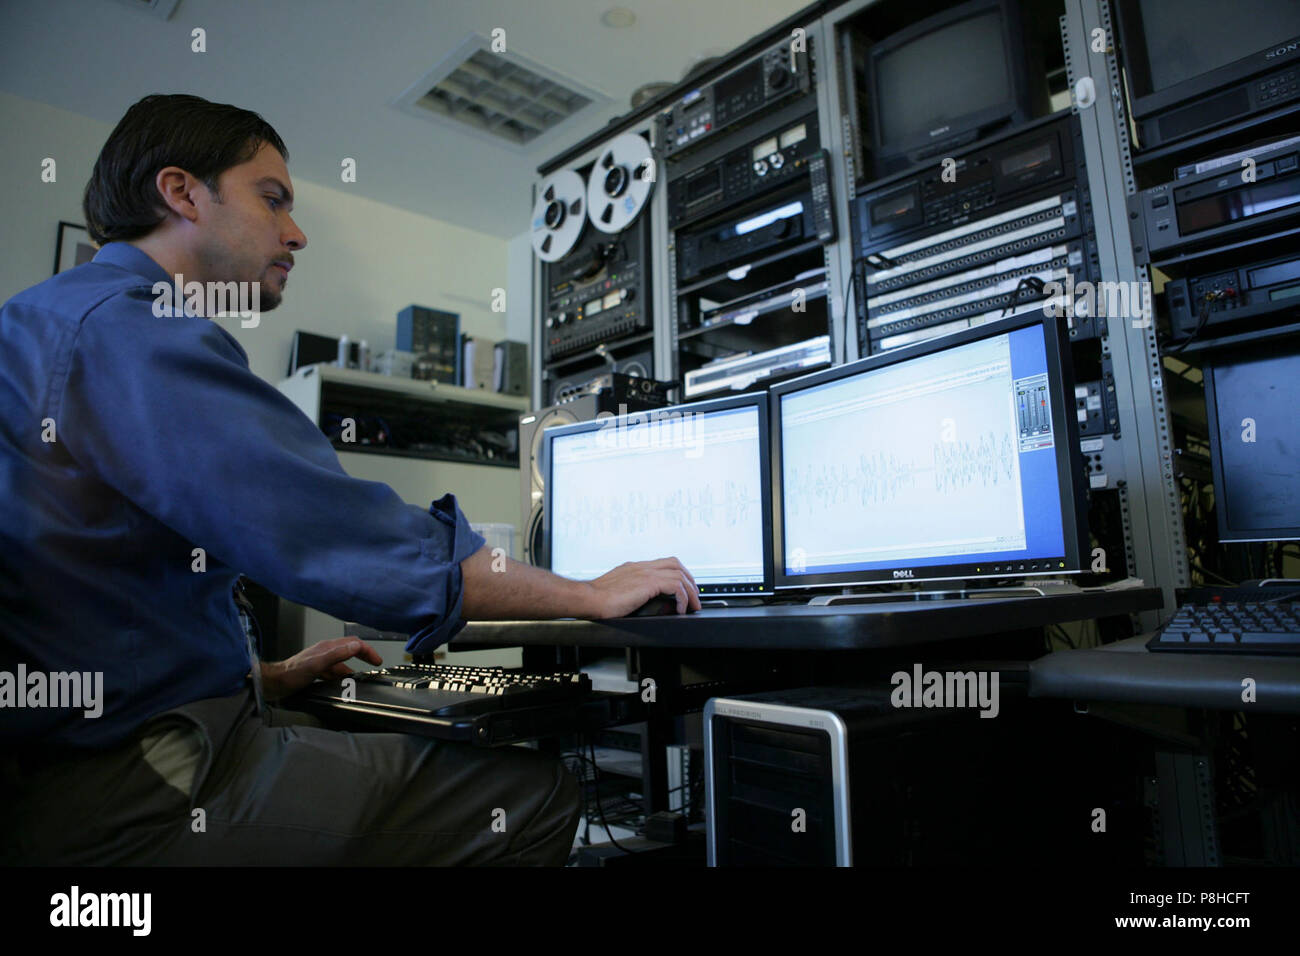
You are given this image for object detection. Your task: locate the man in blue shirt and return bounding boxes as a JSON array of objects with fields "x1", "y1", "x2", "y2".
[{"x1": 0, "y1": 94, "x2": 699, "y2": 865}]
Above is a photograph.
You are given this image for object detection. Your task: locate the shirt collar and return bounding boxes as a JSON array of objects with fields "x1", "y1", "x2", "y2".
[{"x1": 92, "y1": 242, "x2": 171, "y2": 285}]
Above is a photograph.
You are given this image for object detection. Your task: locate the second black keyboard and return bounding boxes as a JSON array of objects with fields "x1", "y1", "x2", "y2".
[{"x1": 1147, "y1": 600, "x2": 1300, "y2": 654}]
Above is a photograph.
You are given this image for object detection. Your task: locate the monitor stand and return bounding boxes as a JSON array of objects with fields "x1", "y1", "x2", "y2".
[{"x1": 806, "y1": 580, "x2": 1082, "y2": 607}]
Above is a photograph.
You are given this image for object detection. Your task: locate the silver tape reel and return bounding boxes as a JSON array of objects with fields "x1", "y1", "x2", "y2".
[
  {"x1": 530, "y1": 169, "x2": 586, "y2": 262},
  {"x1": 586, "y1": 132, "x2": 655, "y2": 234}
]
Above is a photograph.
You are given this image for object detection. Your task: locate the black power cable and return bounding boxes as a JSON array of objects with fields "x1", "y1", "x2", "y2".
[
  {"x1": 578, "y1": 736, "x2": 638, "y2": 855},
  {"x1": 842, "y1": 255, "x2": 869, "y2": 354},
  {"x1": 1168, "y1": 294, "x2": 1216, "y2": 355}
]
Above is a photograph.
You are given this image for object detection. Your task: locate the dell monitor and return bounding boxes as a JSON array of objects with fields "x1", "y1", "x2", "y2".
[
  {"x1": 543, "y1": 393, "x2": 773, "y2": 595},
  {"x1": 1204, "y1": 343, "x2": 1300, "y2": 543},
  {"x1": 868, "y1": 0, "x2": 1031, "y2": 176},
  {"x1": 771, "y1": 312, "x2": 1087, "y2": 588}
]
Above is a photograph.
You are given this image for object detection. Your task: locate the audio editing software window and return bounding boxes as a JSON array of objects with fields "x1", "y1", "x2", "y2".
[
  {"x1": 549, "y1": 405, "x2": 766, "y2": 586},
  {"x1": 780, "y1": 326, "x2": 1065, "y2": 576},
  {"x1": 1015, "y1": 372, "x2": 1055, "y2": 451}
]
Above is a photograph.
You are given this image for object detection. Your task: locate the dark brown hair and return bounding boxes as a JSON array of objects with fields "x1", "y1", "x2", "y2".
[{"x1": 83, "y1": 93, "x2": 288, "y2": 245}]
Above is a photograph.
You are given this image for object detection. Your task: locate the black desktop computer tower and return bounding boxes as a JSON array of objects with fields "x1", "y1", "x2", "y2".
[
  {"x1": 705, "y1": 684, "x2": 1138, "y2": 867},
  {"x1": 706, "y1": 686, "x2": 937, "y2": 866}
]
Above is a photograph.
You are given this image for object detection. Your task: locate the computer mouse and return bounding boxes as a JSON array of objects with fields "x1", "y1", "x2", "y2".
[{"x1": 629, "y1": 595, "x2": 688, "y2": 617}]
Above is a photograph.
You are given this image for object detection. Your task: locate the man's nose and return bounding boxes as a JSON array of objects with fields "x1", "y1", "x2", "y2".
[{"x1": 283, "y1": 215, "x2": 307, "y2": 251}]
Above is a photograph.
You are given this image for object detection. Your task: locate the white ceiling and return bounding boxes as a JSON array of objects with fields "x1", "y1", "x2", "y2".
[{"x1": 0, "y1": 0, "x2": 811, "y2": 238}]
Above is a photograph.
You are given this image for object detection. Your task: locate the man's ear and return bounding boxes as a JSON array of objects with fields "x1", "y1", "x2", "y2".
[{"x1": 153, "y1": 166, "x2": 204, "y2": 225}]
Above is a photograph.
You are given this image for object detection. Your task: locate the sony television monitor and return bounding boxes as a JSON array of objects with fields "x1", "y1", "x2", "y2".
[
  {"x1": 543, "y1": 392, "x2": 773, "y2": 595},
  {"x1": 867, "y1": 0, "x2": 1031, "y2": 176},
  {"x1": 1113, "y1": 0, "x2": 1300, "y2": 147},
  {"x1": 771, "y1": 312, "x2": 1087, "y2": 588}
]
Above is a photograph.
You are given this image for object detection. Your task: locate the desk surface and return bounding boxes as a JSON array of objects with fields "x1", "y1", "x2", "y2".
[
  {"x1": 1030, "y1": 636, "x2": 1300, "y2": 713},
  {"x1": 451, "y1": 587, "x2": 1163, "y2": 651}
]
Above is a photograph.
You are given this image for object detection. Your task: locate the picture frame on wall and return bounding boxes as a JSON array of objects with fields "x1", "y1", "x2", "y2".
[{"x1": 54, "y1": 221, "x2": 98, "y2": 275}]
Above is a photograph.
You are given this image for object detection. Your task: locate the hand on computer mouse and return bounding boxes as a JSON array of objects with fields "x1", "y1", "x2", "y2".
[
  {"x1": 629, "y1": 595, "x2": 686, "y2": 616},
  {"x1": 584, "y1": 557, "x2": 701, "y2": 619}
]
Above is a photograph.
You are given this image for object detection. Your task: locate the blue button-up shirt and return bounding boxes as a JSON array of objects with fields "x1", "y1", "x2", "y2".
[{"x1": 1, "y1": 243, "x2": 486, "y2": 750}]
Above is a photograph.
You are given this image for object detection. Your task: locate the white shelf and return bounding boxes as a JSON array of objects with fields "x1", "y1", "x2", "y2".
[{"x1": 281, "y1": 363, "x2": 529, "y2": 413}]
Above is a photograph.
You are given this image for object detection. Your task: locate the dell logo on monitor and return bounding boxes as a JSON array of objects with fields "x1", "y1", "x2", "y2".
[{"x1": 892, "y1": 569, "x2": 914, "y2": 579}]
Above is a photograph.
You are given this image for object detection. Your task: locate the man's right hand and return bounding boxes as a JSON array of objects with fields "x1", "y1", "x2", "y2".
[{"x1": 583, "y1": 557, "x2": 701, "y2": 619}]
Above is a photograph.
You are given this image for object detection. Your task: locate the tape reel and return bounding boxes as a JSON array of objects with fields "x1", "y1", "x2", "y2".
[
  {"x1": 617, "y1": 351, "x2": 652, "y2": 378},
  {"x1": 586, "y1": 132, "x2": 655, "y2": 234},
  {"x1": 531, "y1": 169, "x2": 587, "y2": 262}
]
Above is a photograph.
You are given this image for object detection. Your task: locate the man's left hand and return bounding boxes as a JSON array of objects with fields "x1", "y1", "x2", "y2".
[{"x1": 260, "y1": 637, "x2": 383, "y2": 701}]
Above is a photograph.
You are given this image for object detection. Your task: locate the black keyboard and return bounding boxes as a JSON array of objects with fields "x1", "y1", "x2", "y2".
[
  {"x1": 302, "y1": 663, "x2": 592, "y2": 718},
  {"x1": 1147, "y1": 600, "x2": 1300, "y2": 654}
]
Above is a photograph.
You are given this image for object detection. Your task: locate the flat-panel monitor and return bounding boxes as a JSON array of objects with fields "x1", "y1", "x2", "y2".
[
  {"x1": 543, "y1": 393, "x2": 773, "y2": 595},
  {"x1": 772, "y1": 312, "x2": 1087, "y2": 588}
]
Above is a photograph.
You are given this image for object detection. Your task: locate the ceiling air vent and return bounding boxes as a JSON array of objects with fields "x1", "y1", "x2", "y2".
[
  {"x1": 395, "y1": 35, "x2": 608, "y2": 149},
  {"x1": 105, "y1": 0, "x2": 179, "y2": 19}
]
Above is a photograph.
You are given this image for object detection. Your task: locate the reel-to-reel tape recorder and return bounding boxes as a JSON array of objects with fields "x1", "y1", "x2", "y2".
[{"x1": 531, "y1": 131, "x2": 657, "y2": 364}]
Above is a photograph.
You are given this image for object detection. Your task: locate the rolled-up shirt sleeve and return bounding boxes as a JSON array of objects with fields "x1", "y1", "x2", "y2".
[
  {"x1": 54, "y1": 289, "x2": 487, "y2": 648},
  {"x1": 421, "y1": 491, "x2": 488, "y2": 648}
]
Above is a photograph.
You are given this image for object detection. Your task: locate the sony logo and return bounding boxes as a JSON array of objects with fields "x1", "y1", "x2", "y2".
[
  {"x1": 893, "y1": 569, "x2": 914, "y2": 579},
  {"x1": 1265, "y1": 41, "x2": 1299, "y2": 59}
]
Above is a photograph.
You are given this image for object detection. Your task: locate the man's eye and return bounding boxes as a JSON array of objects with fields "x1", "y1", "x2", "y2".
[{"x1": 266, "y1": 196, "x2": 281, "y2": 209}]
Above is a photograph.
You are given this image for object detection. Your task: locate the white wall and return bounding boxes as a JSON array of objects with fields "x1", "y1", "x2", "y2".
[
  {"x1": 212, "y1": 178, "x2": 514, "y2": 386},
  {"x1": 0, "y1": 91, "x2": 111, "y2": 304},
  {"x1": 506, "y1": 231, "x2": 535, "y2": 365},
  {"x1": 0, "y1": 90, "x2": 520, "y2": 386}
]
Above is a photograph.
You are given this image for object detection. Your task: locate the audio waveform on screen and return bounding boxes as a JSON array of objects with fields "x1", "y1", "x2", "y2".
[
  {"x1": 931, "y1": 431, "x2": 1016, "y2": 493},
  {"x1": 553, "y1": 480, "x2": 759, "y2": 536},
  {"x1": 785, "y1": 451, "x2": 922, "y2": 514},
  {"x1": 786, "y1": 431, "x2": 1016, "y2": 514}
]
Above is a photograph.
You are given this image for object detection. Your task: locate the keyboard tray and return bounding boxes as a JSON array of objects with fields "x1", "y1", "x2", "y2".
[{"x1": 289, "y1": 688, "x2": 646, "y2": 747}]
